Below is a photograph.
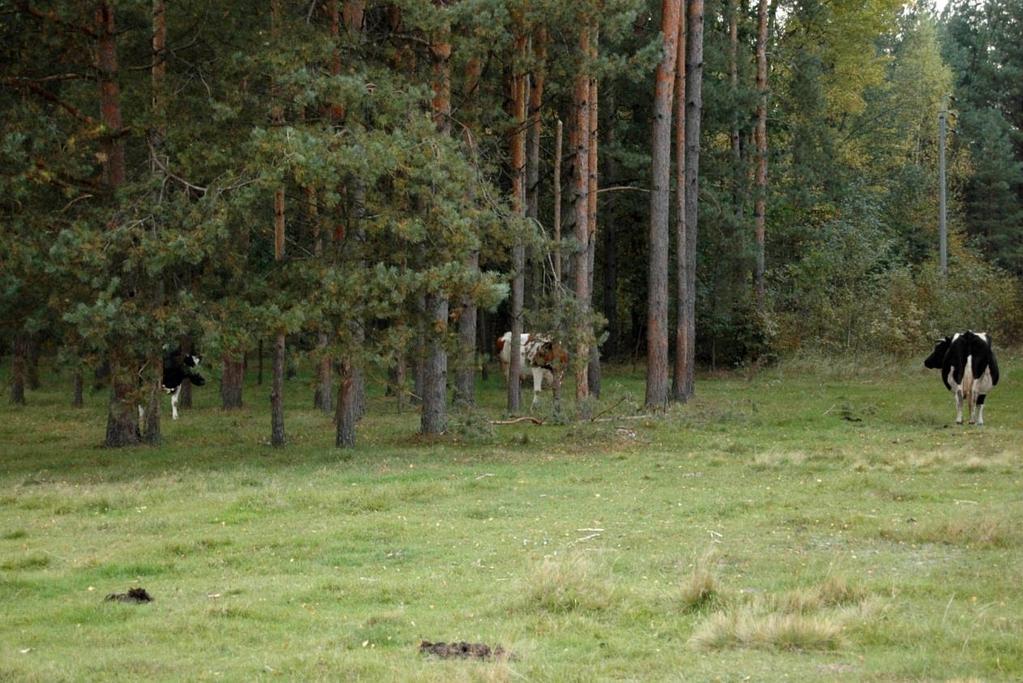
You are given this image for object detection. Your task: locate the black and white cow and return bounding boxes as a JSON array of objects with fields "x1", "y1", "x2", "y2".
[
  {"x1": 923, "y1": 331, "x2": 999, "y2": 425},
  {"x1": 148, "y1": 348, "x2": 205, "y2": 421}
]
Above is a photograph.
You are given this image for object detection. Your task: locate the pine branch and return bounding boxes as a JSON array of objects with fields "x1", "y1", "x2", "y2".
[
  {"x1": 1, "y1": 79, "x2": 98, "y2": 125},
  {"x1": 146, "y1": 136, "x2": 209, "y2": 195},
  {"x1": 15, "y1": 1, "x2": 97, "y2": 38}
]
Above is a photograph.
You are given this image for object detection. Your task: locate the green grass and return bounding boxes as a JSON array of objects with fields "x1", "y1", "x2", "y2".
[{"x1": 2, "y1": 354, "x2": 1023, "y2": 681}]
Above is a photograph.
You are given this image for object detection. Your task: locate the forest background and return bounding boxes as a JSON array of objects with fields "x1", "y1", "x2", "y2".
[{"x1": 2, "y1": 0, "x2": 1021, "y2": 445}]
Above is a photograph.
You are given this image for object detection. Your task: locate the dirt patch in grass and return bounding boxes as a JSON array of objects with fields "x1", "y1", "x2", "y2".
[{"x1": 419, "y1": 640, "x2": 508, "y2": 660}]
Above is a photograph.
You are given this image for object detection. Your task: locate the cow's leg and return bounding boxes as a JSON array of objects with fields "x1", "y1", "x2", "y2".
[
  {"x1": 530, "y1": 367, "x2": 543, "y2": 411},
  {"x1": 954, "y1": 387, "x2": 963, "y2": 424},
  {"x1": 138, "y1": 405, "x2": 145, "y2": 425},
  {"x1": 975, "y1": 394, "x2": 986, "y2": 426},
  {"x1": 171, "y1": 385, "x2": 181, "y2": 420}
]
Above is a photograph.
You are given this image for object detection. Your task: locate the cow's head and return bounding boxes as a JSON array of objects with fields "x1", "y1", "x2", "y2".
[
  {"x1": 923, "y1": 337, "x2": 951, "y2": 369},
  {"x1": 185, "y1": 354, "x2": 202, "y2": 368},
  {"x1": 535, "y1": 340, "x2": 569, "y2": 384}
]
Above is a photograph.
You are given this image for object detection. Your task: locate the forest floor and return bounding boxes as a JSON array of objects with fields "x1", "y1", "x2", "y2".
[{"x1": 2, "y1": 355, "x2": 1022, "y2": 681}]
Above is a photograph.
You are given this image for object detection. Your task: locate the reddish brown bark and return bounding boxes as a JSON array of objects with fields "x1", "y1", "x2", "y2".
[
  {"x1": 553, "y1": 118, "x2": 563, "y2": 285},
  {"x1": 645, "y1": 0, "x2": 680, "y2": 410},
  {"x1": 430, "y1": 4, "x2": 451, "y2": 135},
  {"x1": 678, "y1": 0, "x2": 705, "y2": 403},
  {"x1": 342, "y1": 0, "x2": 365, "y2": 34},
  {"x1": 526, "y1": 28, "x2": 547, "y2": 224},
  {"x1": 587, "y1": 30, "x2": 601, "y2": 398},
  {"x1": 221, "y1": 356, "x2": 245, "y2": 409},
  {"x1": 96, "y1": 1, "x2": 125, "y2": 189},
  {"x1": 152, "y1": 0, "x2": 166, "y2": 135},
  {"x1": 573, "y1": 24, "x2": 592, "y2": 417},
  {"x1": 754, "y1": 0, "x2": 768, "y2": 311},
  {"x1": 96, "y1": 1, "x2": 137, "y2": 446},
  {"x1": 672, "y1": 3, "x2": 689, "y2": 402},
  {"x1": 507, "y1": 24, "x2": 528, "y2": 414}
]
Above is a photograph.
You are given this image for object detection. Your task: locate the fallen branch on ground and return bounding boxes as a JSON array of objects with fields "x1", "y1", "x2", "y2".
[{"x1": 491, "y1": 416, "x2": 544, "y2": 425}]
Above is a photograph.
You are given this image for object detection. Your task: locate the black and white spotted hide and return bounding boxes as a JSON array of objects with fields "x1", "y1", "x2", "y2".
[
  {"x1": 160, "y1": 348, "x2": 206, "y2": 420},
  {"x1": 923, "y1": 331, "x2": 999, "y2": 425}
]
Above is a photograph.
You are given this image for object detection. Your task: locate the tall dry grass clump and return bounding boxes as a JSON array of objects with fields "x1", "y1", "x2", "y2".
[
  {"x1": 773, "y1": 575, "x2": 867, "y2": 613},
  {"x1": 880, "y1": 513, "x2": 1019, "y2": 549},
  {"x1": 690, "y1": 607, "x2": 845, "y2": 651},
  {"x1": 689, "y1": 575, "x2": 874, "y2": 652},
  {"x1": 522, "y1": 553, "x2": 616, "y2": 613},
  {"x1": 678, "y1": 550, "x2": 723, "y2": 612}
]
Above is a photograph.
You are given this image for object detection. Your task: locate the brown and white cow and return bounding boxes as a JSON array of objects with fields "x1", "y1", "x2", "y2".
[{"x1": 496, "y1": 332, "x2": 568, "y2": 409}]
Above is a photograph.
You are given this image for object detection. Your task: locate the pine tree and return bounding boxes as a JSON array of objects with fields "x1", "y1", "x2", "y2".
[{"x1": 646, "y1": 0, "x2": 681, "y2": 410}]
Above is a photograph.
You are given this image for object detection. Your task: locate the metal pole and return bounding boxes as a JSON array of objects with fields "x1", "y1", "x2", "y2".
[{"x1": 938, "y1": 109, "x2": 947, "y2": 276}]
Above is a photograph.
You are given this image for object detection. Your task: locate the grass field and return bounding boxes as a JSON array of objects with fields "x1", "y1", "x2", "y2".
[{"x1": 2, "y1": 355, "x2": 1022, "y2": 681}]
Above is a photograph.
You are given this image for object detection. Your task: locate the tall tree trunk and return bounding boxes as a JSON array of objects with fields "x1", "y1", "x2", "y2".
[
  {"x1": 507, "y1": 28, "x2": 528, "y2": 414},
  {"x1": 421, "y1": 0, "x2": 452, "y2": 434},
  {"x1": 338, "y1": 1, "x2": 368, "y2": 422},
  {"x1": 754, "y1": 0, "x2": 768, "y2": 312},
  {"x1": 729, "y1": 0, "x2": 742, "y2": 216},
  {"x1": 309, "y1": 183, "x2": 333, "y2": 414},
  {"x1": 221, "y1": 356, "x2": 245, "y2": 408},
  {"x1": 454, "y1": 55, "x2": 483, "y2": 406},
  {"x1": 151, "y1": 0, "x2": 166, "y2": 166},
  {"x1": 271, "y1": 332, "x2": 286, "y2": 446},
  {"x1": 421, "y1": 293, "x2": 449, "y2": 434},
  {"x1": 141, "y1": 356, "x2": 162, "y2": 445},
  {"x1": 586, "y1": 31, "x2": 601, "y2": 399},
  {"x1": 97, "y1": 2, "x2": 126, "y2": 190},
  {"x1": 526, "y1": 29, "x2": 547, "y2": 229},
  {"x1": 98, "y1": 1, "x2": 137, "y2": 446},
  {"x1": 602, "y1": 93, "x2": 619, "y2": 359},
  {"x1": 646, "y1": 0, "x2": 680, "y2": 410},
  {"x1": 573, "y1": 24, "x2": 593, "y2": 419},
  {"x1": 335, "y1": 357, "x2": 357, "y2": 447},
  {"x1": 553, "y1": 118, "x2": 564, "y2": 286},
  {"x1": 672, "y1": 1, "x2": 689, "y2": 401},
  {"x1": 9, "y1": 333, "x2": 28, "y2": 405},
  {"x1": 678, "y1": 0, "x2": 705, "y2": 402},
  {"x1": 524, "y1": 29, "x2": 548, "y2": 310},
  {"x1": 105, "y1": 361, "x2": 140, "y2": 447},
  {"x1": 143, "y1": 0, "x2": 168, "y2": 446}
]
